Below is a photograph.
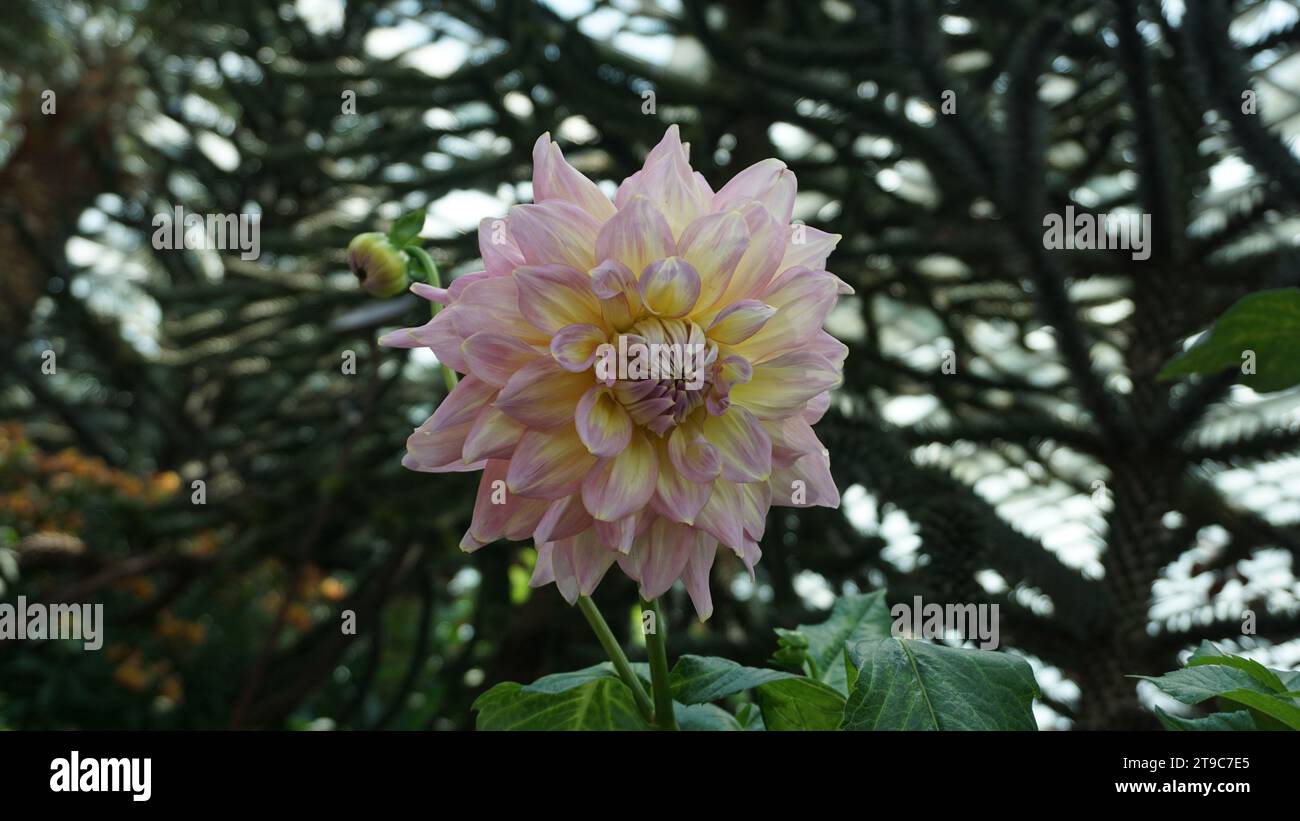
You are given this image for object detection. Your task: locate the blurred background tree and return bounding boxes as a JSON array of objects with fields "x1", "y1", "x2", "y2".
[{"x1": 2, "y1": 0, "x2": 1299, "y2": 730}]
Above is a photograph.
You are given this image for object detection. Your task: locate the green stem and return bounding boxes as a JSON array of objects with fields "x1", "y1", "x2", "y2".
[
  {"x1": 406, "y1": 246, "x2": 458, "y2": 393},
  {"x1": 642, "y1": 598, "x2": 678, "y2": 730},
  {"x1": 577, "y1": 595, "x2": 654, "y2": 724}
]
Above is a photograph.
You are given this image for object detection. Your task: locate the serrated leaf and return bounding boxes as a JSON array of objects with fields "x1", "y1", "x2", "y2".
[
  {"x1": 1187, "y1": 653, "x2": 1286, "y2": 694},
  {"x1": 1158, "y1": 288, "x2": 1300, "y2": 392},
  {"x1": 842, "y1": 638, "x2": 1039, "y2": 730},
  {"x1": 474, "y1": 679, "x2": 650, "y2": 730},
  {"x1": 756, "y1": 677, "x2": 846, "y2": 730},
  {"x1": 771, "y1": 590, "x2": 892, "y2": 694},
  {"x1": 1138, "y1": 664, "x2": 1277, "y2": 705},
  {"x1": 519, "y1": 662, "x2": 652, "y2": 695},
  {"x1": 387, "y1": 209, "x2": 426, "y2": 248},
  {"x1": 1154, "y1": 707, "x2": 1258, "y2": 731},
  {"x1": 674, "y1": 702, "x2": 743, "y2": 730},
  {"x1": 668, "y1": 655, "x2": 796, "y2": 704},
  {"x1": 1218, "y1": 689, "x2": 1300, "y2": 730}
]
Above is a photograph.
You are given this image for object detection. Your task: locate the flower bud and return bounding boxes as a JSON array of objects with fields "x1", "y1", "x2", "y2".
[{"x1": 347, "y1": 232, "x2": 409, "y2": 298}]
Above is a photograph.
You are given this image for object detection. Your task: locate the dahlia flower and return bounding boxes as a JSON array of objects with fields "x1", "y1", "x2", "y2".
[{"x1": 381, "y1": 126, "x2": 849, "y2": 619}]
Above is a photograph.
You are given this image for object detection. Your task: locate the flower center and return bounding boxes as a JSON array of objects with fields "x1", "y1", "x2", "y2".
[{"x1": 606, "y1": 319, "x2": 719, "y2": 435}]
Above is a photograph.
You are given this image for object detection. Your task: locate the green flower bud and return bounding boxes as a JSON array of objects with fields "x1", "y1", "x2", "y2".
[{"x1": 347, "y1": 232, "x2": 409, "y2": 298}]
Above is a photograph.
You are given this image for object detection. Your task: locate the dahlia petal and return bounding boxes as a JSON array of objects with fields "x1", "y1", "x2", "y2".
[
  {"x1": 715, "y1": 200, "x2": 786, "y2": 307},
  {"x1": 613, "y1": 170, "x2": 645, "y2": 210},
  {"x1": 530, "y1": 542, "x2": 556, "y2": 587},
  {"x1": 478, "y1": 216, "x2": 525, "y2": 278},
  {"x1": 590, "y1": 258, "x2": 639, "y2": 300},
  {"x1": 766, "y1": 416, "x2": 825, "y2": 467},
  {"x1": 781, "y1": 225, "x2": 841, "y2": 273},
  {"x1": 653, "y1": 459, "x2": 712, "y2": 525},
  {"x1": 508, "y1": 202, "x2": 599, "y2": 271},
  {"x1": 739, "y1": 537, "x2": 762, "y2": 579},
  {"x1": 729, "y1": 351, "x2": 842, "y2": 420},
  {"x1": 514, "y1": 264, "x2": 603, "y2": 335},
  {"x1": 713, "y1": 158, "x2": 797, "y2": 223},
  {"x1": 595, "y1": 196, "x2": 676, "y2": 276},
  {"x1": 682, "y1": 535, "x2": 718, "y2": 621},
  {"x1": 706, "y1": 299, "x2": 777, "y2": 345},
  {"x1": 696, "y1": 480, "x2": 745, "y2": 550},
  {"x1": 379, "y1": 308, "x2": 469, "y2": 372},
  {"x1": 803, "y1": 391, "x2": 832, "y2": 425},
  {"x1": 495, "y1": 358, "x2": 592, "y2": 429},
  {"x1": 410, "y1": 282, "x2": 448, "y2": 304},
  {"x1": 590, "y1": 259, "x2": 642, "y2": 329},
  {"x1": 405, "y1": 420, "x2": 475, "y2": 472},
  {"x1": 715, "y1": 354, "x2": 753, "y2": 389},
  {"x1": 576, "y1": 385, "x2": 633, "y2": 457},
  {"x1": 638, "y1": 256, "x2": 701, "y2": 319},
  {"x1": 532, "y1": 134, "x2": 616, "y2": 221},
  {"x1": 594, "y1": 515, "x2": 638, "y2": 553},
  {"x1": 771, "y1": 451, "x2": 840, "y2": 508},
  {"x1": 740, "y1": 481, "x2": 771, "y2": 541},
  {"x1": 667, "y1": 421, "x2": 722, "y2": 483},
  {"x1": 567, "y1": 529, "x2": 617, "y2": 596},
  {"x1": 506, "y1": 426, "x2": 598, "y2": 499},
  {"x1": 735, "y1": 267, "x2": 840, "y2": 362},
  {"x1": 581, "y1": 430, "x2": 658, "y2": 521},
  {"x1": 637, "y1": 149, "x2": 710, "y2": 237},
  {"x1": 550, "y1": 323, "x2": 607, "y2": 372},
  {"x1": 466, "y1": 461, "x2": 549, "y2": 547},
  {"x1": 451, "y1": 276, "x2": 548, "y2": 346},
  {"x1": 807, "y1": 329, "x2": 849, "y2": 369},
  {"x1": 618, "y1": 517, "x2": 694, "y2": 599},
  {"x1": 534, "y1": 495, "x2": 594, "y2": 544},
  {"x1": 701, "y1": 405, "x2": 772, "y2": 483},
  {"x1": 426, "y1": 374, "x2": 495, "y2": 431},
  {"x1": 461, "y1": 332, "x2": 541, "y2": 387},
  {"x1": 643, "y1": 123, "x2": 691, "y2": 169},
  {"x1": 677, "y1": 211, "x2": 748, "y2": 310},
  {"x1": 446, "y1": 270, "x2": 492, "y2": 301},
  {"x1": 549, "y1": 539, "x2": 581, "y2": 604},
  {"x1": 691, "y1": 171, "x2": 715, "y2": 205},
  {"x1": 462, "y1": 405, "x2": 526, "y2": 463}
]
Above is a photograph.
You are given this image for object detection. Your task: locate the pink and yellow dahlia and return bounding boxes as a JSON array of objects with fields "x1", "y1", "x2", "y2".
[{"x1": 381, "y1": 126, "x2": 850, "y2": 619}]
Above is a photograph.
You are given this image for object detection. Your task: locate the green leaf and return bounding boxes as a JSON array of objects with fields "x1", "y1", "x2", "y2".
[
  {"x1": 522, "y1": 663, "x2": 622, "y2": 694},
  {"x1": 771, "y1": 590, "x2": 892, "y2": 694},
  {"x1": 1158, "y1": 288, "x2": 1300, "y2": 392},
  {"x1": 842, "y1": 638, "x2": 1039, "y2": 730},
  {"x1": 668, "y1": 655, "x2": 796, "y2": 704},
  {"x1": 473, "y1": 678, "x2": 651, "y2": 730},
  {"x1": 674, "y1": 702, "x2": 743, "y2": 730},
  {"x1": 735, "y1": 702, "x2": 765, "y2": 731},
  {"x1": 387, "y1": 209, "x2": 426, "y2": 248},
  {"x1": 1154, "y1": 707, "x2": 1258, "y2": 731},
  {"x1": 1217, "y1": 689, "x2": 1300, "y2": 730},
  {"x1": 1138, "y1": 665, "x2": 1277, "y2": 705},
  {"x1": 756, "y1": 677, "x2": 846, "y2": 730},
  {"x1": 518, "y1": 662, "x2": 652, "y2": 694},
  {"x1": 1187, "y1": 653, "x2": 1287, "y2": 694}
]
